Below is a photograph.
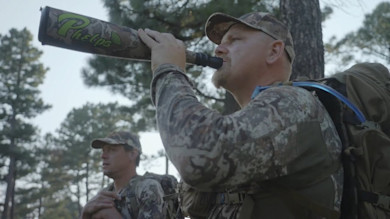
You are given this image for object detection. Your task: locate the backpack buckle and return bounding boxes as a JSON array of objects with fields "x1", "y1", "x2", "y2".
[
  {"x1": 217, "y1": 192, "x2": 246, "y2": 204},
  {"x1": 360, "y1": 121, "x2": 380, "y2": 130},
  {"x1": 376, "y1": 194, "x2": 390, "y2": 211}
]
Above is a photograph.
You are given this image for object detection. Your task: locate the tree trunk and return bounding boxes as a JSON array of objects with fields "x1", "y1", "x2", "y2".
[
  {"x1": 10, "y1": 167, "x2": 15, "y2": 219},
  {"x1": 86, "y1": 162, "x2": 90, "y2": 202},
  {"x1": 2, "y1": 155, "x2": 16, "y2": 219},
  {"x1": 2, "y1": 111, "x2": 18, "y2": 219},
  {"x1": 280, "y1": 0, "x2": 324, "y2": 80},
  {"x1": 165, "y1": 155, "x2": 169, "y2": 175},
  {"x1": 77, "y1": 170, "x2": 82, "y2": 215},
  {"x1": 38, "y1": 182, "x2": 43, "y2": 218}
]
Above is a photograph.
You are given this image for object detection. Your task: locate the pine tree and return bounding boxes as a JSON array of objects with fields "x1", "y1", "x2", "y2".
[
  {"x1": 14, "y1": 134, "x2": 76, "y2": 218},
  {"x1": 325, "y1": 1, "x2": 390, "y2": 70},
  {"x1": 0, "y1": 28, "x2": 50, "y2": 219}
]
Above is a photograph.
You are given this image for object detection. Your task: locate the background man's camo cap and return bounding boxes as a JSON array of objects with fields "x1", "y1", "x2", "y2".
[
  {"x1": 205, "y1": 12, "x2": 295, "y2": 63},
  {"x1": 91, "y1": 131, "x2": 142, "y2": 154}
]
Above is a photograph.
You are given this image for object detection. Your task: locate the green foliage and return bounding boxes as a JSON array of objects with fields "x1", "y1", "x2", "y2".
[
  {"x1": 14, "y1": 134, "x2": 81, "y2": 218},
  {"x1": 0, "y1": 27, "x2": 50, "y2": 160},
  {"x1": 82, "y1": 0, "x2": 272, "y2": 131},
  {"x1": 0, "y1": 28, "x2": 51, "y2": 118},
  {"x1": 325, "y1": 2, "x2": 390, "y2": 70},
  {"x1": 40, "y1": 197, "x2": 79, "y2": 219},
  {"x1": 321, "y1": 6, "x2": 333, "y2": 22},
  {"x1": 0, "y1": 28, "x2": 50, "y2": 218}
]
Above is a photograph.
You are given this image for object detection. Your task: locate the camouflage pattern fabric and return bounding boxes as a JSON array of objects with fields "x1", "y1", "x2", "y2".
[
  {"x1": 150, "y1": 64, "x2": 343, "y2": 218},
  {"x1": 103, "y1": 175, "x2": 164, "y2": 219}
]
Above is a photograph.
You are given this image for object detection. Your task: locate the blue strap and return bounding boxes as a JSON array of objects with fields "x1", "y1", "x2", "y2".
[
  {"x1": 251, "y1": 86, "x2": 271, "y2": 99},
  {"x1": 251, "y1": 82, "x2": 366, "y2": 123}
]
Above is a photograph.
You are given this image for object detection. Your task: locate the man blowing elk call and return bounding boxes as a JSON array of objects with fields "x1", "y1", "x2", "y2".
[{"x1": 138, "y1": 11, "x2": 343, "y2": 218}]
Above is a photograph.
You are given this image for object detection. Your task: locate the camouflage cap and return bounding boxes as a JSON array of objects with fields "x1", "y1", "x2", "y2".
[
  {"x1": 91, "y1": 131, "x2": 142, "y2": 154},
  {"x1": 205, "y1": 12, "x2": 295, "y2": 63}
]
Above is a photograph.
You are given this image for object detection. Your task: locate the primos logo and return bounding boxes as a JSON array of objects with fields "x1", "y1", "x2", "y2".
[{"x1": 57, "y1": 13, "x2": 121, "y2": 47}]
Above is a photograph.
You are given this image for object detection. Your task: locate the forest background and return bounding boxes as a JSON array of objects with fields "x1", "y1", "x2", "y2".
[{"x1": 1, "y1": 0, "x2": 389, "y2": 218}]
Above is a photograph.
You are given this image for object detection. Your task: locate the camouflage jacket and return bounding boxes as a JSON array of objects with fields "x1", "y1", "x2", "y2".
[
  {"x1": 151, "y1": 64, "x2": 343, "y2": 218},
  {"x1": 103, "y1": 175, "x2": 164, "y2": 219}
]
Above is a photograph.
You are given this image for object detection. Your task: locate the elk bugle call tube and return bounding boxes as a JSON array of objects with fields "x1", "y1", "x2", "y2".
[{"x1": 38, "y1": 6, "x2": 222, "y2": 69}]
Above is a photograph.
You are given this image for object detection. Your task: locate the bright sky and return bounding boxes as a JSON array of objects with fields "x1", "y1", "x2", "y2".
[{"x1": 0, "y1": 0, "x2": 387, "y2": 177}]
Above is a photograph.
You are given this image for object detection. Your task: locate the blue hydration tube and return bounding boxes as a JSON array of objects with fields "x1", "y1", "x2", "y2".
[{"x1": 251, "y1": 82, "x2": 366, "y2": 123}]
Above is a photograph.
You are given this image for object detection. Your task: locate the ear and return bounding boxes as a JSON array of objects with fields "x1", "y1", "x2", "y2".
[
  {"x1": 266, "y1": 40, "x2": 284, "y2": 64},
  {"x1": 127, "y1": 150, "x2": 138, "y2": 161}
]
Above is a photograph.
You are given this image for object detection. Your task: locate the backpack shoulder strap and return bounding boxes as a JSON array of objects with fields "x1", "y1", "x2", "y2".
[
  {"x1": 251, "y1": 81, "x2": 366, "y2": 123},
  {"x1": 291, "y1": 81, "x2": 366, "y2": 123},
  {"x1": 127, "y1": 175, "x2": 143, "y2": 217}
]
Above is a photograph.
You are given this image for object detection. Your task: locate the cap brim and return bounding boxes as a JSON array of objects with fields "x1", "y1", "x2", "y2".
[
  {"x1": 206, "y1": 12, "x2": 265, "y2": 45},
  {"x1": 91, "y1": 138, "x2": 121, "y2": 148}
]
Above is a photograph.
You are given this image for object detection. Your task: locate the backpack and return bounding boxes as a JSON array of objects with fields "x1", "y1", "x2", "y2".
[
  {"x1": 286, "y1": 62, "x2": 390, "y2": 218},
  {"x1": 179, "y1": 62, "x2": 390, "y2": 219},
  {"x1": 129, "y1": 172, "x2": 184, "y2": 219}
]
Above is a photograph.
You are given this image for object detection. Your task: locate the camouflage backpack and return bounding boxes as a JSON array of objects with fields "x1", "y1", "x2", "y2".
[
  {"x1": 285, "y1": 62, "x2": 390, "y2": 218},
  {"x1": 127, "y1": 172, "x2": 184, "y2": 219}
]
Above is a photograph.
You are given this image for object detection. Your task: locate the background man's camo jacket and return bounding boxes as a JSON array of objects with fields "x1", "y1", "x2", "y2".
[
  {"x1": 102, "y1": 175, "x2": 164, "y2": 218},
  {"x1": 150, "y1": 64, "x2": 343, "y2": 218}
]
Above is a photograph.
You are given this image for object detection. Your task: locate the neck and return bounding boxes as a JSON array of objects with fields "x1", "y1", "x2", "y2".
[
  {"x1": 113, "y1": 169, "x2": 137, "y2": 192},
  {"x1": 231, "y1": 76, "x2": 275, "y2": 108},
  {"x1": 232, "y1": 91, "x2": 251, "y2": 108}
]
